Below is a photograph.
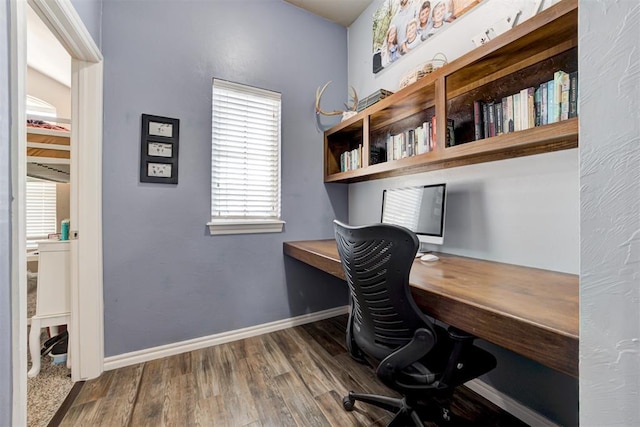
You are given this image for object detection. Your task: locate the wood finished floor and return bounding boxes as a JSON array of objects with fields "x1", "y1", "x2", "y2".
[{"x1": 58, "y1": 315, "x2": 527, "y2": 426}]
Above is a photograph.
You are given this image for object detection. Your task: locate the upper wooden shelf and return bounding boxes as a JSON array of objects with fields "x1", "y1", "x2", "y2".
[{"x1": 323, "y1": 0, "x2": 578, "y2": 184}]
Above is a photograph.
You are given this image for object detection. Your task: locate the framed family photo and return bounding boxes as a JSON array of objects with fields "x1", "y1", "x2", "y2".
[{"x1": 372, "y1": 0, "x2": 483, "y2": 73}]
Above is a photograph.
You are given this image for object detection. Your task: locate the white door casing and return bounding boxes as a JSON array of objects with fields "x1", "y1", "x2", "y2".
[{"x1": 11, "y1": 0, "x2": 103, "y2": 424}]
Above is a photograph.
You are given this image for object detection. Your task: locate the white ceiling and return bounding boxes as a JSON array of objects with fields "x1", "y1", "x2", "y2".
[
  {"x1": 283, "y1": 0, "x2": 373, "y2": 27},
  {"x1": 27, "y1": 5, "x2": 71, "y2": 88}
]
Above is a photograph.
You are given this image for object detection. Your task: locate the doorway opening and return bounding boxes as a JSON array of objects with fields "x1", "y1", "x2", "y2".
[{"x1": 10, "y1": 1, "x2": 104, "y2": 425}]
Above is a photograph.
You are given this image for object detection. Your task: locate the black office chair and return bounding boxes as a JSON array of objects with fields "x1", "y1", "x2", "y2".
[{"x1": 334, "y1": 220, "x2": 497, "y2": 426}]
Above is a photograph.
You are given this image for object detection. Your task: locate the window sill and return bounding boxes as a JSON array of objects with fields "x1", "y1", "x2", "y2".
[{"x1": 207, "y1": 219, "x2": 285, "y2": 235}]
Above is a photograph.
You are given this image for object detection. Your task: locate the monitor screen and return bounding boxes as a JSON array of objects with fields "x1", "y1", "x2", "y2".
[{"x1": 381, "y1": 183, "x2": 447, "y2": 245}]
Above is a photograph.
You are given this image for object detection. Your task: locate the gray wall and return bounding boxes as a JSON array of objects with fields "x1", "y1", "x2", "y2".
[
  {"x1": 101, "y1": 0, "x2": 349, "y2": 357},
  {"x1": 580, "y1": 1, "x2": 640, "y2": 425},
  {"x1": 1, "y1": 1, "x2": 13, "y2": 424},
  {"x1": 347, "y1": 0, "x2": 579, "y2": 424},
  {"x1": 70, "y1": 0, "x2": 102, "y2": 48}
]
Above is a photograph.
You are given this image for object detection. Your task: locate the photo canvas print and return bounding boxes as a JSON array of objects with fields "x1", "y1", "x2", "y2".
[{"x1": 373, "y1": 0, "x2": 483, "y2": 73}]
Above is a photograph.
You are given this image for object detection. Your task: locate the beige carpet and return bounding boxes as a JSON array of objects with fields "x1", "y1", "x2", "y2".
[{"x1": 27, "y1": 273, "x2": 74, "y2": 427}]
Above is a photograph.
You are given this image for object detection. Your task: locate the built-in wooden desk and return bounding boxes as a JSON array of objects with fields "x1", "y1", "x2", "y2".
[{"x1": 284, "y1": 239, "x2": 578, "y2": 378}]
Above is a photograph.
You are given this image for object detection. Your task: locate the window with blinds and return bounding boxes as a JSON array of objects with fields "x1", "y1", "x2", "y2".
[
  {"x1": 209, "y1": 79, "x2": 285, "y2": 235},
  {"x1": 26, "y1": 179, "x2": 57, "y2": 247}
]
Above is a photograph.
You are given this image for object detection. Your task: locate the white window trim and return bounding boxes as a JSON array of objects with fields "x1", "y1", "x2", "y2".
[
  {"x1": 210, "y1": 78, "x2": 285, "y2": 235},
  {"x1": 207, "y1": 218, "x2": 285, "y2": 235}
]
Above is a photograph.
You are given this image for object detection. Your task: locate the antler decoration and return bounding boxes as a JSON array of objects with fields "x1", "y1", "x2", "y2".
[{"x1": 315, "y1": 82, "x2": 359, "y2": 116}]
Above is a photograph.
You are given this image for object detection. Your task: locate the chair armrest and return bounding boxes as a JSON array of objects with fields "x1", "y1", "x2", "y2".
[{"x1": 376, "y1": 328, "x2": 436, "y2": 387}]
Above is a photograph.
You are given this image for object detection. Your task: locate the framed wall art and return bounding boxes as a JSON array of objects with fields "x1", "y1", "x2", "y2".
[
  {"x1": 140, "y1": 114, "x2": 180, "y2": 184},
  {"x1": 372, "y1": 0, "x2": 483, "y2": 74}
]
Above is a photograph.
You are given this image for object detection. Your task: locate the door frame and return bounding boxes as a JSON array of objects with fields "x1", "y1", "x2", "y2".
[{"x1": 10, "y1": 0, "x2": 103, "y2": 424}]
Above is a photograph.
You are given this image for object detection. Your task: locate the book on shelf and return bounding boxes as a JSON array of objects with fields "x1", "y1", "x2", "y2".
[
  {"x1": 481, "y1": 103, "x2": 489, "y2": 139},
  {"x1": 487, "y1": 102, "x2": 496, "y2": 138},
  {"x1": 504, "y1": 95, "x2": 514, "y2": 133},
  {"x1": 519, "y1": 88, "x2": 528, "y2": 130},
  {"x1": 540, "y1": 81, "x2": 548, "y2": 126},
  {"x1": 415, "y1": 122, "x2": 430, "y2": 155},
  {"x1": 568, "y1": 71, "x2": 578, "y2": 118},
  {"x1": 471, "y1": 68, "x2": 578, "y2": 143},
  {"x1": 546, "y1": 79, "x2": 556, "y2": 124},
  {"x1": 527, "y1": 87, "x2": 535, "y2": 130},
  {"x1": 340, "y1": 144, "x2": 363, "y2": 172},
  {"x1": 356, "y1": 89, "x2": 394, "y2": 112},
  {"x1": 534, "y1": 86, "x2": 542, "y2": 127},
  {"x1": 385, "y1": 119, "x2": 435, "y2": 162},
  {"x1": 473, "y1": 100, "x2": 484, "y2": 141},
  {"x1": 446, "y1": 119, "x2": 456, "y2": 147},
  {"x1": 495, "y1": 101, "x2": 503, "y2": 136},
  {"x1": 370, "y1": 145, "x2": 385, "y2": 165},
  {"x1": 556, "y1": 70, "x2": 570, "y2": 121},
  {"x1": 513, "y1": 92, "x2": 521, "y2": 131}
]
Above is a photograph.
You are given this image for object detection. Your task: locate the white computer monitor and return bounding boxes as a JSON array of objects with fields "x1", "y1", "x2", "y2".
[{"x1": 381, "y1": 183, "x2": 447, "y2": 247}]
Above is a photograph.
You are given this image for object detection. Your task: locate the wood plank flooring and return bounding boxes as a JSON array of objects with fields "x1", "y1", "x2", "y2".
[{"x1": 57, "y1": 315, "x2": 527, "y2": 426}]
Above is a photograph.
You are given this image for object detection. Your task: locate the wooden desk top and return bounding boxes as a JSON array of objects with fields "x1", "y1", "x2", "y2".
[{"x1": 284, "y1": 239, "x2": 578, "y2": 378}]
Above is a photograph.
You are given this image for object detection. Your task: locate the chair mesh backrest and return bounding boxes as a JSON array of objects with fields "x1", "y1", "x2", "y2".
[{"x1": 334, "y1": 220, "x2": 434, "y2": 359}]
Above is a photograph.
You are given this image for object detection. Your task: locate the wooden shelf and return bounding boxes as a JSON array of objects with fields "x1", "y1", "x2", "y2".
[{"x1": 323, "y1": 0, "x2": 578, "y2": 184}]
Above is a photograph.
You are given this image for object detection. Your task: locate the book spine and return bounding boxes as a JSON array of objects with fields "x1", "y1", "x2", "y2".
[
  {"x1": 569, "y1": 71, "x2": 578, "y2": 118},
  {"x1": 553, "y1": 71, "x2": 566, "y2": 123},
  {"x1": 519, "y1": 88, "x2": 529, "y2": 130},
  {"x1": 540, "y1": 82, "x2": 548, "y2": 126},
  {"x1": 501, "y1": 97, "x2": 510, "y2": 135},
  {"x1": 482, "y1": 103, "x2": 489, "y2": 138},
  {"x1": 534, "y1": 86, "x2": 541, "y2": 127},
  {"x1": 559, "y1": 71, "x2": 570, "y2": 121},
  {"x1": 431, "y1": 116, "x2": 437, "y2": 151},
  {"x1": 495, "y1": 102, "x2": 503, "y2": 136},
  {"x1": 423, "y1": 121, "x2": 430, "y2": 152},
  {"x1": 394, "y1": 134, "x2": 400, "y2": 160},
  {"x1": 527, "y1": 87, "x2": 535, "y2": 129},
  {"x1": 546, "y1": 79, "x2": 555, "y2": 124},
  {"x1": 506, "y1": 95, "x2": 514, "y2": 133},
  {"x1": 473, "y1": 100, "x2": 484, "y2": 140},
  {"x1": 513, "y1": 93, "x2": 521, "y2": 131},
  {"x1": 487, "y1": 102, "x2": 496, "y2": 137},
  {"x1": 447, "y1": 119, "x2": 455, "y2": 147}
]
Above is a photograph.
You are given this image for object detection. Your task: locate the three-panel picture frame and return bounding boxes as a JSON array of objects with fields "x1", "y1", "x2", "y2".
[{"x1": 140, "y1": 114, "x2": 180, "y2": 184}]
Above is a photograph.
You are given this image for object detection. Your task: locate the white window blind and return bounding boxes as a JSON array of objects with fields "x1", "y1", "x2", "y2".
[
  {"x1": 26, "y1": 180, "x2": 57, "y2": 246},
  {"x1": 210, "y1": 79, "x2": 284, "y2": 235}
]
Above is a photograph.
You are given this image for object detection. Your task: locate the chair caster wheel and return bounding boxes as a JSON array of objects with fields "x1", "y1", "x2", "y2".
[
  {"x1": 441, "y1": 408, "x2": 451, "y2": 422},
  {"x1": 343, "y1": 395, "x2": 355, "y2": 411}
]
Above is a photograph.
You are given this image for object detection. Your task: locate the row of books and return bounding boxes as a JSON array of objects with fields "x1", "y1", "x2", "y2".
[
  {"x1": 339, "y1": 145, "x2": 363, "y2": 172},
  {"x1": 356, "y1": 89, "x2": 394, "y2": 112},
  {"x1": 474, "y1": 70, "x2": 578, "y2": 140},
  {"x1": 384, "y1": 117, "x2": 455, "y2": 162}
]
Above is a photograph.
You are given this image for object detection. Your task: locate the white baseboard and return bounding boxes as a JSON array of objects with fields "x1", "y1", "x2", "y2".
[
  {"x1": 466, "y1": 378, "x2": 558, "y2": 426},
  {"x1": 103, "y1": 305, "x2": 349, "y2": 371}
]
